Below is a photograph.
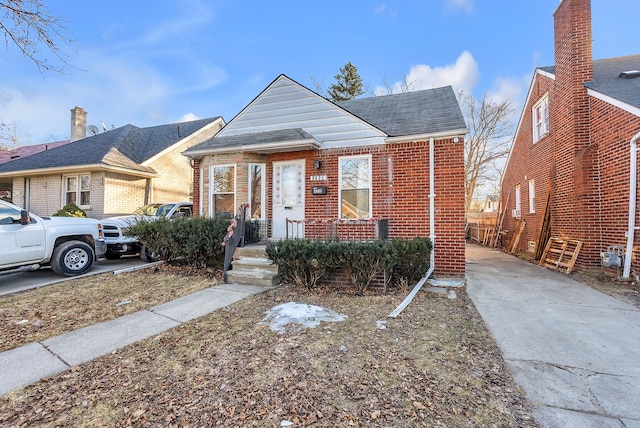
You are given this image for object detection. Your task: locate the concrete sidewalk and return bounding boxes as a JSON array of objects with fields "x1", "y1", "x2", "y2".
[
  {"x1": 466, "y1": 243, "x2": 640, "y2": 428},
  {"x1": 0, "y1": 283, "x2": 273, "y2": 396}
]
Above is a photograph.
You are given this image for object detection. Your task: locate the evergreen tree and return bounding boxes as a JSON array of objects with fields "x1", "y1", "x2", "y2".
[{"x1": 327, "y1": 62, "x2": 364, "y2": 102}]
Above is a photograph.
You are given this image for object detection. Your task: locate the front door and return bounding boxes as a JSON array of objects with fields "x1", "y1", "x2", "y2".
[{"x1": 272, "y1": 160, "x2": 305, "y2": 239}]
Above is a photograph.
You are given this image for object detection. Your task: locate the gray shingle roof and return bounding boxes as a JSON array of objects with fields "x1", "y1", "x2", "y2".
[
  {"x1": 538, "y1": 54, "x2": 640, "y2": 110},
  {"x1": 0, "y1": 117, "x2": 220, "y2": 174},
  {"x1": 337, "y1": 86, "x2": 467, "y2": 137},
  {"x1": 184, "y1": 128, "x2": 313, "y2": 154},
  {"x1": 586, "y1": 54, "x2": 640, "y2": 110}
]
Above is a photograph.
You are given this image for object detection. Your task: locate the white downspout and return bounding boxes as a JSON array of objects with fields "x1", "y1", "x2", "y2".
[
  {"x1": 388, "y1": 137, "x2": 436, "y2": 318},
  {"x1": 622, "y1": 130, "x2": 640, "y2": 280}
]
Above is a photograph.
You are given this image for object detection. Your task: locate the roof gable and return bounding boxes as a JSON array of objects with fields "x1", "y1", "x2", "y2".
[{"x1": 218, "y1": 75, "x2": 387, "y2": 148}]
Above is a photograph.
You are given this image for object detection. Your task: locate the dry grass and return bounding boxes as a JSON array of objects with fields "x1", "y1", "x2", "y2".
[{"x1": 0, "y1": 268, "x2": 538, "y2": 427}]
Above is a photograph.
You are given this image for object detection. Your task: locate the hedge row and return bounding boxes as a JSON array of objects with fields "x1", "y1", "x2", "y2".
[
  {"x1": 125, "y1": 217, "x2": 230, "y2": 268},
  {"x1": 266, "y1": 238, "x2": 432, "y2": 294}
]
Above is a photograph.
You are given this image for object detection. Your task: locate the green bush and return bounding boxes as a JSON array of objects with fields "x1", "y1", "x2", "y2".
[
  {"x1": 266, "y1": 239, "x2": 338, "y2": 290},
  {"x1": 53, "y1": 203, "x2": 86, "y2": 217},
  {"x1": 338, "y1": 241, "x2": 397, "y2": 294},
  {"x1": 126, "y1": 216, "x2": 230, "y2": 268},
  {"x1": 390, "y1": 237, "x2": 432, "y2": 290}
]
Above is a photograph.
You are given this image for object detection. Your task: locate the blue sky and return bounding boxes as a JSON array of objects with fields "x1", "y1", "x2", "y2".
[{"x1": 1, "y1": 0, "x2": 639, "y2": 145}]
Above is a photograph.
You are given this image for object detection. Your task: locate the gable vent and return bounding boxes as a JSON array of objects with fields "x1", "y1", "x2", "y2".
[{"x1": 619, "y1": 70, "x2": 640, "y2": 79}]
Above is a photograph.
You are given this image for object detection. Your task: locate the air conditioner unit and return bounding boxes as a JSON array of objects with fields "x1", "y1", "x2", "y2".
[{"x1": 512, "y1": 209, "x2": 521, "y2": 218}]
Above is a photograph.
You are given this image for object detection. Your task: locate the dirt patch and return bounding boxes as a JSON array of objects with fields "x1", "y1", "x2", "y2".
[{"x1": 0, "y1": 269, "x2": 538, "y2": 427}]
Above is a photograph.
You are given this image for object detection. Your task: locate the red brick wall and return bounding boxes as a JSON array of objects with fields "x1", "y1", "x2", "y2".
[
  {"x1": 502, "y1": 0, "x2": 640, "y2": 275},
  {"x1": 192, "y1": 158, "x2": 201, "y2": 215},
  {"x1": 270, "y1": 137, "x2": 466, "y2": 278}
]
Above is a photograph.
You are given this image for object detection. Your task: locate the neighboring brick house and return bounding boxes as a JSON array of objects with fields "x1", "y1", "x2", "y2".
[
  {"x1": 0, "y1": 108, "x2": 225, "y2": 219},
  {"x1": 183, "y1": 75, "x2": 468, "y2": 278},
  {"x1": 501, "y1": 0, "x2": 640, "y2": 277}
]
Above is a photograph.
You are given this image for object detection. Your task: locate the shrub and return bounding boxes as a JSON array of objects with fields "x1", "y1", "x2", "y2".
[
  {"x1": 126, "y1": 216, "x2": 230, "y2": 268},
  {"x1": 53, "y1": 203, "x2": 86, "y2": 217},
  {"x1": 266, "y1": 239, "x2": 338, "y2": 290},
  {"x1": 338, "y1": 240, "x2": 397, "y2": 294},
  {"x1": 390, "y1": 237, "x2": 432, "y2": 290}
]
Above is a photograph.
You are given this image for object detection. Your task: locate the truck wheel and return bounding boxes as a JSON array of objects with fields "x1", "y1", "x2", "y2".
[{"x1": 51, "y1": 241, "x2": 94, "y2": 276}]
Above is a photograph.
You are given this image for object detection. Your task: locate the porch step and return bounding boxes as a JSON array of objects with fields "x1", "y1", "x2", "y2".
[{"x1": 227, "y1": 245, "x2": 281, "y2": 287}]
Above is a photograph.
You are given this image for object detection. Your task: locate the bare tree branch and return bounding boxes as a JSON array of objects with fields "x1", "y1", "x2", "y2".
[
  {"x1": 460, "y1": 91, "x2": 515, "y2": 213},
  {"x1": 0, "y1": 0, "x2": 74, "y2": 74}
]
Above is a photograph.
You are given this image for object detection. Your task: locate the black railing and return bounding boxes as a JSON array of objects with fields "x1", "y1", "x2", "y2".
[
  {"x1": 222, "y1": 204, "x2": 248, "y2": 283},
  {"x1": 244, "y1": 219, "x2": 270, "y2": 244},
  {"x1": 285, "y1": 218, "x2": 389, "y2": 242}
]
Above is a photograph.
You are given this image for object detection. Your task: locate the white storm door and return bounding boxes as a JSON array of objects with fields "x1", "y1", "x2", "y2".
[{"x1": 272, "y1": 160, "x2": 305, "y2": 239}]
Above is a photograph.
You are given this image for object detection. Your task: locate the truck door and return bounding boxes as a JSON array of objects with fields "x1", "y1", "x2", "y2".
[{"x1": 0, "y1": 206, "x2": 46, "y2": 266}]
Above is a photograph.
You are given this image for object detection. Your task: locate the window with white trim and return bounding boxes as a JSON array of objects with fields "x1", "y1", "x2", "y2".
[
  {"x1": 211, "y1": 164, "x2": 235, "y2": 218},
  {"x1": 339, "y1": 155, "x2": 371, "y2": 219},
  {"x1": 532, "y1": 94, "x2": 549, "y2": 143},
  {"x1": 63, "y1": 174, "x2": 91, "y2": 208},
  {"x1": 248, "y1": 163, "x2": 265, "y2": 219},
  {"x1": 514, "y1": 184, "x2": 522, "y2": 218},
  {"x1": 528, "y1": 179, "x2": 536, "y2": 213}
]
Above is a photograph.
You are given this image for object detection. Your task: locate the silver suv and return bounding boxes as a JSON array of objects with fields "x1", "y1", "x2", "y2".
[{"x1": 101, "y1": 202, "x2": 193, "y2": 261}]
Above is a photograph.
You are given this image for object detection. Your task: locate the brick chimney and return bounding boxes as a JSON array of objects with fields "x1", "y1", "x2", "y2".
[
  {"x1": 551, "y1": 0, "x2": 594, "y2": 248},
  {"x1": 70, "y1": 106, "x2": 87, "y2": 142}
]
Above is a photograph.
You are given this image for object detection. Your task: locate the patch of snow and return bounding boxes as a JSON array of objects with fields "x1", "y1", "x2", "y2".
[
  {"x1": 262, "y1": 302, "x2": 347, "y2": 333},
  {"x1": 447, "y1": 290, "x2": 457, "y2": 300}
]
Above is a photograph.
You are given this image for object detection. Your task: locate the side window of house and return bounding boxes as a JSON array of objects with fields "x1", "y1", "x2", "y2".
[
  {"x1": 532, "y1": 94, "x2": 549, "y2": 143},
  {"x1": 515, "y1": 184, "x2": 521, "y2": 218},
  {"x1": 528, "y1": 179, "x2": 536, "y2": 213},
  {"x1": 63, "y1": 174, "x2": 91, "y2": 208},
  {"x1": 212, "y1": 165, "x2": 235, "y2": 218},
  {"x1": 339, "y1": 155, "x2": 371, "y2": 219}
]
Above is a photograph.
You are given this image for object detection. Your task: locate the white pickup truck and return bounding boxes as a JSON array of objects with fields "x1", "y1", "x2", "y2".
[
  {"x1": 0, "y1": 199, "x2": 107, "y2": 276},
  {"x1": 101, "y1": 202, "x2": 193, "y2": 261}
]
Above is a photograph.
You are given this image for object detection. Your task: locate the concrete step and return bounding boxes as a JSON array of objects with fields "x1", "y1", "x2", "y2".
[
  {"x1": 233, "y1": 245, "x2": 271, "y2": 259},
  {"x1": 231, "y1": 256, "x2": 278, "y2": 273},
  {"x1": 226, "y1": 268, "x2": 281, "y2": 287}
]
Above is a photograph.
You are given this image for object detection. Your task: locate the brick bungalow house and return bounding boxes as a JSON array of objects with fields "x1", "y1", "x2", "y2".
[
  {"x1": 0, "y1": 107, "x2": 224, "y2": 219},
  {"x1": 183, "y1": 75, "x2": 468, "y2": 278},
  {"x1": 501, "y1": 0, "x2": 640, "y2": 278}
]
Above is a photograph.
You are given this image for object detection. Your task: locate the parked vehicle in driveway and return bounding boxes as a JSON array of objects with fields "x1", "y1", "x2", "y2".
[
  {"x1": 0, "y1": 199, "x2": 107, "y2": 276},
  {"x1": 101, "y1": 202, "x2": 193, "y2": 261}
]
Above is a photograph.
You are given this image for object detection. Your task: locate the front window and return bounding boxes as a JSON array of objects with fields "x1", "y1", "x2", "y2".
[
  {"x1": 63, "y1": 174, "x2": 90, "y2": 208},
  {"x1": 532, "y1": 94, "x2": 549, "y2": 143},
  {"x1": 249, "y1": 163, "x2": 265, "y2": 219},
  {"x1": 212, "y1": 164, "x2": 235, "y2": 218},
  {"x1": 339, "y1": 155, "x2": 371, "y2": 219},
  {"x1": 514, "y1": 184, "x2": 522, "y2": 218}
]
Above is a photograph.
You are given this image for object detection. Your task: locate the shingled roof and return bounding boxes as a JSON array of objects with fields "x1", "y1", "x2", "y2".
[
  {"x1": 538, "y1": 54, "x2": 640, "y2": 111},
  {"x1": 336, "y1": 86, "x2": 467, "y2": 137},
  {"x1": 0, "y1": 117, "x2": 221, "y2": 176}
]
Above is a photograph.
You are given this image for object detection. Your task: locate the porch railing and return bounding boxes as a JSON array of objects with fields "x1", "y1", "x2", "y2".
[
  {"x1": 222, "y1": 204, "x2": 248, "y2": 283},
  {"x1": 244, "y1": 219, "x2": 270, "y2": 244},
  {"x1": 286, "y1": 218, "x2": 389, "y2": 242}
]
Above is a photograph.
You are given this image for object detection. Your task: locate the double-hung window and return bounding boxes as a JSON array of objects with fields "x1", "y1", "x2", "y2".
[
  {"x1": 63, "y1": 174, "x2": 91, "y2": 208},
  {"x1": 339, "y1": 155, "x2": 371, "y2": 219},
  {"x1": 211, "y1": 164, "x2": 235, "y2": 218},
  {"x1": 532, "y1": 94, "x2": 549, "y2": 143}
]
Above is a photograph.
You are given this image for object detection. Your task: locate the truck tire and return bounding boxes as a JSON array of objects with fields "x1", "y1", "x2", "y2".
[{"x1": 51, "y1": 241, "x2": 95, "y2": 276}]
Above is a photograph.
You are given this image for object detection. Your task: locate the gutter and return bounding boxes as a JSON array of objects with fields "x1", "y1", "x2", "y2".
[
  {"x1": 388, "y1": 136, "x2": 436, "y2": 318},
  {"x1": 622, "y1": 130, "x2": 640, "y2": 280}
]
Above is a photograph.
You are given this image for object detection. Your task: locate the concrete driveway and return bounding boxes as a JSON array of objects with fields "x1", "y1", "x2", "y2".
[
  {"x1": 0, "y1": 256, "x2": 149, "y2": 296},
  {"x1": 466, "y1": 243, "x2": 640, "y2": 428}
]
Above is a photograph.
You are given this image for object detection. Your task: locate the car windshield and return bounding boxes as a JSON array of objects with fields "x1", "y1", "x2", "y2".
[{"x1": 133, "y1": 203, "x2": 175, "y2": 217}]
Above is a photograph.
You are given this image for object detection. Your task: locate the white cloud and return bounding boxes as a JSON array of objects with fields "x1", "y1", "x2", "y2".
[
  {"x1": 374, "y1": 51, "x2": 480, "y2": 96},
  {"x1": 445, "y1": 0, "x2": 474, "y2": 14},
  {"x1": 178, "y1": 113, "x2": 200, "y2": 122}
]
